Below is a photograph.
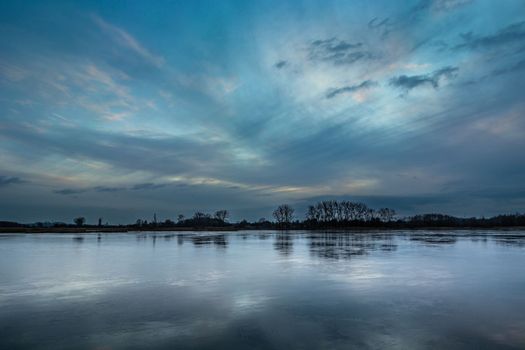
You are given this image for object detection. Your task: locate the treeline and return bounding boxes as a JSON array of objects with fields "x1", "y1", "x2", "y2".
[
  {"x1": 271, "y1": 201, "x2": 525, "y2": 228},
  {"x1": 134, "y1": 210, "x2": 230, "y2": 228},
  {"x1": 305, "y1": 200, "x2": 396, "y2": 224},
  {"x1": 404, "y1": 213, "x2": 525, "y2": 228},
  {"x1": 2, "y1": 201, "x2": 525, "y2": 230}
]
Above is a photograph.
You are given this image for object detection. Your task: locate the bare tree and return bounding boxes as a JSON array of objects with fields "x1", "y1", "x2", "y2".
[
  {"x1": 214, "y1": 210, "x2": 229, "y2": 222},
  {"x1": 354, "y1": 203, "x2": 369, "y2": 221},
  {"x1": 306, "y1": 205, "x2": 317, "y2": 221},
  {"x1": 378, "y1": 208, "x2": 396, "y2": 222},
  {"x1": 273, "y1": 204, "x2": 295, "y2": 226},
  {"x1": 193, "y1": 212, "x2": 210, "y2": 220},
  {"x1": 74, "y1": 217, "x2": 85, "y2": 226}
]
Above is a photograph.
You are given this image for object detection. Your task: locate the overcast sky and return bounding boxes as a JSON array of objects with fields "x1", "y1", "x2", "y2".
[{"x1": 1, "y1": 0, "x2": 524, "y2": 223}]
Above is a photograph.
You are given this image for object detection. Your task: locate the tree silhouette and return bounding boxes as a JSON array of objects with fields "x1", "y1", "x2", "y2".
[
  {"x1": 378, "y1": 208, "x2": 396, "y2": 222},
  {"x1": 74, "y1": 217, "x2": 85, "y2": 226},
  {"x1": 273, "y1": 204, "x2": 294, "y2": 227},
  {"x1": 214, "y1": 210, "x2": 229, "y2": 222},
  {"x1": 193, "y1": 212, "x2": 210, "y2": 220}
]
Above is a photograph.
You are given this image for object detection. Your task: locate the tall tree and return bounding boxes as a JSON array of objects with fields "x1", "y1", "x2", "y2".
[{"x1": 273, "y1": 204, "x2": 295, "y2": 226}]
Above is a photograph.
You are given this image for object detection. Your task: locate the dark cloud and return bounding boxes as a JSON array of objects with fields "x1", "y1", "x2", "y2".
[
  {"x1": 54, "y1": 188, "x2": 87, "y2": 195},
  {"x1": 368, "y1": 17, "x2": 393, "y2": 38},
  {"x1": 368, "y1": 17, "x2": 390, "y2": 29},
  {"x1": 0, "y1": 123, "x2": 239, "y2": 182},
  {"x1": 131, "y1": 183, "x2": 167, "y2": 191},
  {"x1": 1, "y1": 1, "x2": 524, "y2": 222},
  {"x1": 326, "y1": 80, "x2": 378, "y2": 99},
  {"x1": 274, "y1": 60, "x2": 287, "y2": 69},
  {"x1": 93, "y1": 186, "x2": 125, "y2": 193},
  {"x1": 390, "y1": 66, "x2": 459, "y2": 91},
  {"x1": 454, "y1": 21, "x2": 525, "y2": 50},
  {"x1": 308, "y1": 37, "x2": 373, "y2": 65},
  {"x1": 54, "y1": 182, "x2": 167, "y2": 195},
  {"x1": 0, "y1": 176, "x2": 24, "y2": 187},
  {"x1": 490, "y1": 58, "x2": 525, "y2": 77}
]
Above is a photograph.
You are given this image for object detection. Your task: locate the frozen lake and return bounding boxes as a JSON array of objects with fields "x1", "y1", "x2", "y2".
[{"x1": 1, "y1": 230, "x2": 525, "y2": 349}]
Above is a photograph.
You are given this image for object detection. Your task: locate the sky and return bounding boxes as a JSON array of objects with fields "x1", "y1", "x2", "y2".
[{"x1": 0, "y1": 0, "x2": 524, "y2": 224}]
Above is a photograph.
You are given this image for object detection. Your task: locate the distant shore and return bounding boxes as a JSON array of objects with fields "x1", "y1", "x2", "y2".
[
  {"x1": 2, "y1": 202, "x2": 524, "y2": 234},
  {"x1": 1, "y1": 226, "x2": 525, "y2": 234},
  {"x1": 0, "y1": 226, "x2": 236, "y2": 233}
]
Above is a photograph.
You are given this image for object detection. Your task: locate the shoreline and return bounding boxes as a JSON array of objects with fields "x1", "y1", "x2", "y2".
[{"x1": 1, "y1": 226, "x2": 525, "y2": 234}]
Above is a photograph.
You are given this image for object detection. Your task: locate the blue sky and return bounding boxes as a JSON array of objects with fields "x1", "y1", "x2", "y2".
[{"x1": 1, "y1": 0, "x2": 524, "y2": 223}]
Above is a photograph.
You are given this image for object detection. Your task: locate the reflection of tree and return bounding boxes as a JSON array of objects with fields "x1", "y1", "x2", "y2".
[
  {"x1": 408, "y1": 233, "x2": 457, "y2": 245},
  {"x1": 191, "y1": 234, "x2": 228, "y2": 248},
  {"x1": 492, "y1": 235, "x2": 525, "y2": 247},
  {"x1": 274, "y1": 232, "x2": 293, "y2": 256},
  {"x1": 308, "y1": 232, "x2": 397, "y2": 260}
]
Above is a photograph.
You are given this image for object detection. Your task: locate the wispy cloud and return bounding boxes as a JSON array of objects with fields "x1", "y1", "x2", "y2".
[
  {"x1": 326, "y1": 80, "x2": 378, "y2": 99},
  {"x1": 91, "y1": 15, "x2": 165, "y2": 68},
  {"x1": 54, "y1": 182, "x2": 168, "y2": 195},
  {"x1": 368, "y1": 17, "x2": 392, "y2": 38},
  {"x1": 491, "y1": 58, "x2": 525, "y2": 77},
  {"x1": 0, "y1": 61, "x2": 28, "y2": 82},
  {"x1": 454, "y1": 21, "x2": 525, "y2": 50},
  {"x1": 411, "y1": 0, "x2": 472, "y2": 16}
]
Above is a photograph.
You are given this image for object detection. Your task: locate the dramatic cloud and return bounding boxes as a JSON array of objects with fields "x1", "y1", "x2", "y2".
[{"x1": 0, "y1": 0, "x2": 524, "y2": 222}]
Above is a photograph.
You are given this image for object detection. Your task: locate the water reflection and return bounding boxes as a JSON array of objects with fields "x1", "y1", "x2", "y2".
[
  {"x1": 191, "y1": 234, "x2": 228, "y2": 248},
  {"x1": 1, "y1": 230, "x2": 525, "y2": 350},
  {"x1": 491, "y1": 234, "x2": 525, "y2": 247},
  {"x1": 307, "y1": 232, "x2": 397, "y2": 260},
  {"x1": 134, "y1": 232, "x2": 229, "y2": 247},
  {"x1": 274, "y1": 232, "x2": 293, "y2": 255},
  {"x1": 408, "y1": 232, "x2": 458, "y2": 245}
]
